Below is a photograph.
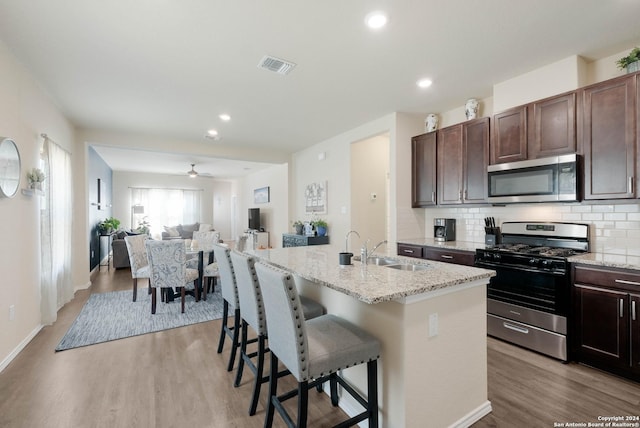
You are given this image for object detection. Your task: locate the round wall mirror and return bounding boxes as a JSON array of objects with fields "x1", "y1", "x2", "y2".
[{"x1": 0, "y1": 137, "x2": 21, "y2": 198}]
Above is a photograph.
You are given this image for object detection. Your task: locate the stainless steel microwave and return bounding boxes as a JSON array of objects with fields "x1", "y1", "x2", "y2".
[{"x1": 487, "y1": 154, "x2": 579, "y2": 203}]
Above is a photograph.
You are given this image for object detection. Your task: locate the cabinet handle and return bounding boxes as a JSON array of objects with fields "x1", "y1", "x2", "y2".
[
  {"x1": 620, "y1": 298, "x2": 624, "y2": 318},
  {"x1": 459, "y1": 190, "x2": 463, "y2": 200},
  {"x1": 633, "y1": 301, "x2": 637, "y2": 321},
  {"x1": 503, "y1": 322, "x2": 529, "y2": 334},
  {"x1": 615, "y1": 279, "x2": 640, "y2": 286},
  {"x1": 403, "y1": 249, "x2": 415, "y2": 254},
  {"x1": 464, "y1": 189, "x2": 468, "y2": 200},
  {"x1": 440, "y1": 255, "x2": 454, "y2": 259},
  {"x1": 431, "y1": 191, "x2": 435, "y2": 203},
  {"x1": 629, "y1": 176, "x2": 634, "y2": 194}
]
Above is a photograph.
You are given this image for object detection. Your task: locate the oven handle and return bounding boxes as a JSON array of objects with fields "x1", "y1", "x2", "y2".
[
  {"x1": 503, "y1": 322, "x2": 529, "y2": 334},
  {"x1": 475, "y1": 261, "x2": 566, "y2": 276}
]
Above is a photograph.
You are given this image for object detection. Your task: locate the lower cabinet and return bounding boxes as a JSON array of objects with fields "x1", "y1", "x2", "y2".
[
  {"x1": 396, "y1": 243, "x2": 474, "y2": 266},
  {"x1": 573, "y1": 264, "x2": 640, "y2": 379},
  {"x1": 423, "y1": 247, "x2": 475, "y2": 266}
]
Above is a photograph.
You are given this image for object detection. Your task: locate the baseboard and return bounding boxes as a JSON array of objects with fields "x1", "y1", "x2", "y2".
[
  {"x1": 0, "y1": 324, "x2": 43, "y2": 373},
  {"x1": 449, "y1": 400, "x2": 493, "y2": 428}
]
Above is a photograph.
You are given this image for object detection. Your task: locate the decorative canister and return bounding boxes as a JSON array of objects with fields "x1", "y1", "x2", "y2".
[
  {"x1": 465, "y1": 98, "x2": 479, "y2": 120},
  {"x1": 425, "y1": 114, "x2": 438, "y2": 132}
]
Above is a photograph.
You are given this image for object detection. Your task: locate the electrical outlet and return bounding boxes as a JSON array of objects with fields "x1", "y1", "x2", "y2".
[
  {"x1": 9, "y1": 305, "x2": 15, "y2": 321},
  {"x1": 428, "y1": 313, "x2": 438, "y2": 337}
]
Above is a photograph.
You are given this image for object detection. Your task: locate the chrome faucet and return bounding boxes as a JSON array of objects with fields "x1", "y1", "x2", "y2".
[
  {"x1": 361, "y1": 239, "x2": 387, "y2": 265},
  {"x1": 345, "y1": 230, "x2": 360, "y2": 253},
  {"x1": 369, "y1": 240, "x2": 388, "y2": 258}
]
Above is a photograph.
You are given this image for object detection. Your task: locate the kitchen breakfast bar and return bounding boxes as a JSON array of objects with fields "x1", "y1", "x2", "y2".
[{"x1": 247, "y1": 244, "x2": 496, "y2": 428}]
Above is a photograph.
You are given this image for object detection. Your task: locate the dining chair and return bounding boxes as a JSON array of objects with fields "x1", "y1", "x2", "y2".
[
  {"x1": 212, "y1": 243, "x2": 241, "y2": 372},
  {"x1": 229, "y1": 250, "x2": 324, "y2": 416},
  {"x1": 255, "y1": 261, "x2": 381, "y2": 428},
  {"x1": 124, "y1": 234, "x2": 151, "y2": 302},
  {"x1": 192, "y1": 230, "x2": 221, "y2": 299},
  {"x1": 145, "y1": 239, "x2": 199, "y2": 314}
]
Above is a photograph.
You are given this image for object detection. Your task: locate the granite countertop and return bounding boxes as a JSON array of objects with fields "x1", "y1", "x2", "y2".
[
  {"x1": 247, "y1": 244, "x2": 495, "y2": 304},
  {"x1": 568, "y1": 252, "x2": 640, "y2": 271}
]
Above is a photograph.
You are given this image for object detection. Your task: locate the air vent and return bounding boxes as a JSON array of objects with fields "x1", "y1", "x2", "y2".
[{"x1": 258, "y1": 55, "x2": 296, "y2": 75}]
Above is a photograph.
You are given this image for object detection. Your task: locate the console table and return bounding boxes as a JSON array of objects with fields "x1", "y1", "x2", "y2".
[
  {"x1": 282, "y1": 233, "x2": 329, "y2": 247},
  {"x1": 99, "y1": 232, "x2": 115, "y2": 271}
]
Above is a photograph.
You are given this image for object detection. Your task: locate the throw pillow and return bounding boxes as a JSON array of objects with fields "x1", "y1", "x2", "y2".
[{"x1": 164, "y1": 226, "x2": 180, "y2": 237}]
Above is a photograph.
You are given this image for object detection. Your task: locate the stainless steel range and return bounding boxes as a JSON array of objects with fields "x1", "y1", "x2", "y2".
[{"x1": 475, "y1": 221, "x2": 589, "y2": 361}]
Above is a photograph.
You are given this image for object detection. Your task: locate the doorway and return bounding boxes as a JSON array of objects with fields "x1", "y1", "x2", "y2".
[{"x1": 350, "y1": 133, "x2": 390, "y2": 249}]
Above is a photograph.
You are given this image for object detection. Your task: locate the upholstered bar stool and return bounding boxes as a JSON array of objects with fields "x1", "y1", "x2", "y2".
[
  {"x1": 255, "y1": 261, "x2": 380, "y2": 428},
  {"x1": 229, "y1": 250, "x2": 324, "y2": 416},
  {"x1": 211, "y1": 243, "x2": 242, "y2": 371}
]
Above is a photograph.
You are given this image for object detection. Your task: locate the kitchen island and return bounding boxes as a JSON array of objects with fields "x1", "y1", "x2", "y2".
[{"x1": 247, "y1": 244, "x2": 495, "y2": 428}]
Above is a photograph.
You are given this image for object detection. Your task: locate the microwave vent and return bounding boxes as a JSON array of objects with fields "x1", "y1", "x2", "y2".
[{"x1": 258, "y1": 55, "x2": 296, "y2": 75}]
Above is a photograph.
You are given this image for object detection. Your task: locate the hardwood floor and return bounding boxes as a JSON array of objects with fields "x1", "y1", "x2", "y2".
[{"x1": 1, "y1": 265, "x2": 639, "y2": 427}]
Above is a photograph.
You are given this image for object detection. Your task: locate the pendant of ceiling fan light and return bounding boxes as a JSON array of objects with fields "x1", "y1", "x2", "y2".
[{"x1": 188, "y1": 164, "x2": 198, "y2": 178}]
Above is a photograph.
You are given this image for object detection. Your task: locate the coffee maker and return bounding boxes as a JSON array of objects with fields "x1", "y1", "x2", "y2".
[{"x1": 434, "y1": 218, "x2": 456, "y2": 242}]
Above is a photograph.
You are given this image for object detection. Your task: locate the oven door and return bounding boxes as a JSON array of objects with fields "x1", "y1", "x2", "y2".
[{"x1": 475, "y1": 260, "x2": 569, "y2": 316}]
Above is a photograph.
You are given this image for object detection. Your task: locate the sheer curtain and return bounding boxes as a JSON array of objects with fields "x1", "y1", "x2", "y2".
[
  {"x1": 130, "y1": 188, "x2": 201, "y2": 239},
  {"x1": 40, "y1": 137, "x2": 73, "y2": 324}
]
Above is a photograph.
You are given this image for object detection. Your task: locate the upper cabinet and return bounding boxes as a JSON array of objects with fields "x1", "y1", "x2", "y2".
[
  {"x1": 579, "y1": 73, "x2": 637, "y2": 200},
  {"x1": 437, "y1": 117, "x2": 489, "y2": 205},
  {"x1": 411, "y1": 131, "x2": 437, "y2": 207},
  {"x1": 491, "y1": 106, "x2": 527, "y2": 164},
  {"x1": 491, "y1": 92, "x2": 576, "y2": 164}
]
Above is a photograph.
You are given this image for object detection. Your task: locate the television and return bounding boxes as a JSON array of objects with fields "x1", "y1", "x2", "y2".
[{"x1": 248, "y1": 208, "x2": 260, "y2": 230}]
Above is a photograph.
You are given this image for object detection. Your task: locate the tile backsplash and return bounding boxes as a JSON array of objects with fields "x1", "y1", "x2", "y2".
[{"x1": 421, "y1": 202, "x2": 640, "y2": 256}]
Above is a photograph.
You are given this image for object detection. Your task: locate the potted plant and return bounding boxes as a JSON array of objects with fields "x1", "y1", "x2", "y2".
[
  {"x1": 98, "y1": 217, "x2": 121, "y2": 234},
  {"x1": 292, "y1": 220, "x2": 304, "y2": 235},
  {"x1": 616, "y1": 47, "x2": 640, "y2": 73},
  {"x1": 26, "y1": 167, "x2": 45, "y2": 190},
  {"x1": 312, "y1": 219, "x2": 328, "y2": 237}
]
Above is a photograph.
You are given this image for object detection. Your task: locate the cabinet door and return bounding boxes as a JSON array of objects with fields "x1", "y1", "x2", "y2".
[
  {"x1": 574, "y1": 284, "x2": 630, "y2": 371},
  {"x1": 528, "y1": 92, "x2": 576, "y2": 159},
  {"x1": 423, "y1": 248, "x2": 475, "y2": 266},
  {"x1": 581, "y1": 75, "x2": 636, "y2": 200},
  {"x1": 397, "y1": 243, "x2": 424, "y2": 259},
  {"x1": 632, "y1": 293, "x2": 640, "y2": 375},
  {"x1": 411, "y1": 133, "x2": 437, "y2": 207},
  {"x1": 463, "y1": 117, "x2": 489, "y2": 203},
  {"x1": 491, "y1": 106, "x2": 527, "y2": 164},
  {"x1": 437, "y1": 125, "x2": 463, "y2": 204}
]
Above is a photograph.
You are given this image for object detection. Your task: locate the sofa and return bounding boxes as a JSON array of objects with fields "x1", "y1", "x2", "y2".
[
  {"x1": 161, "y1": 222, "x2": 210, "y2": 240},
  {"x1": 111, "y1": 230, "x2": 142, "y2": 269}
]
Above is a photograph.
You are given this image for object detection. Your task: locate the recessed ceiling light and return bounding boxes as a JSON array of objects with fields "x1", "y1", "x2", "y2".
[
  {"x1": 219, "y1": 114, "x2": 231, "y2": 122},
  {"x1": 207, "y1": 129, "x2": 218, "y2": 136},
  {"x1": 365, "y1": 11, "x2": 388, "y2": 29},
  {"x1": 417, "y1": 78, "x2": 433, "y2": 89}
]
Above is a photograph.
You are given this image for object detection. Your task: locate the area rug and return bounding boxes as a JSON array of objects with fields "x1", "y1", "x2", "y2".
[{"x1": 55, "y1": 288, "x2": 223, "y2": 351}]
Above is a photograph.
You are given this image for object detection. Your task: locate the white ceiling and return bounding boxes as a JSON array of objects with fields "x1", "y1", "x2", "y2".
[{"x1": 1, "y1": 1, "x2": 640, "y2": 177}]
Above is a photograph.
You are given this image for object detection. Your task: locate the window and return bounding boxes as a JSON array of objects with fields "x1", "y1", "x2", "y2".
[{"x1": 130, "y1": 187, "x2": 202, "y2": 239}]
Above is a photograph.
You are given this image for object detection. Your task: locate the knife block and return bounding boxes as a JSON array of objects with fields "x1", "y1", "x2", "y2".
[{"x1": 485, "y1": 228, "x2": 501, "y2": 246}]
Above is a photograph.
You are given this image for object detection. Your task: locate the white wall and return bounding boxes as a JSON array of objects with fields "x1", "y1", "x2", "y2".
[
  {"x1": 0, "y1": 39, "x2": 80, "y2": 369},
  {"x1": 239, "y1": 163, "x2": 289, "y2": 248}
]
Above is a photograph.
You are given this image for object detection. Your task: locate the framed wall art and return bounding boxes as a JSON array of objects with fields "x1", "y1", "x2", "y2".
[
  {"x1": 304, "y1": 181, "x2": 326, "y2": 214},
  {"x1": 254, "y1": 186, "x2": 270, "y2": 204}
]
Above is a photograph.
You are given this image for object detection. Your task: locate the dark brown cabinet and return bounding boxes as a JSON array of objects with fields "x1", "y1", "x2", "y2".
[
  {"x1": 529, "y1": 92, "x2": 576, "y2": 158},
  {"x1": 579, "y1": 73, "x2": 637, "y2": 200},
  {"x1": 437, "y1": 117, "x2": 489, "y2": 205},
  {"x1": 411, "y1": 132, "x2": 437, "y2": 207},
  {"x1": 492, "y1": 106, "x2": 527, "y2": 164},
  {"x1": 396, "y1": 243, "x2": 424, "y2": 259},
  {"x1": 423, "y1": 247, "x2": 475, "y2": 266},
  {"x1": 573, "y1": 264, "x2": 640, "y2": 380},
  {"x1": 491, "y1": 92, "x2": 576, "y2": 164}
]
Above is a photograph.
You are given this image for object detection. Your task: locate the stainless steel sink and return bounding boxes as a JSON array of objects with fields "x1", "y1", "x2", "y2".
[
  {"x1": 366, "y1": 257, "x2": 398, "y2": 266},
  {"x1": 385, "y1": 264, "x2": 430, "y2": 271}
]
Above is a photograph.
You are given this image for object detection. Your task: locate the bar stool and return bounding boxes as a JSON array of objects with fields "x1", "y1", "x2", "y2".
[
  {"x1": 211, "y1": 243, "x2": 241, "y2": 371},
  {"x1": 255, "y1": 261, "x2": 380, "y2": 428},
  {"x1": 230, "y1": 250, "x2": 324, "y2": 416}
]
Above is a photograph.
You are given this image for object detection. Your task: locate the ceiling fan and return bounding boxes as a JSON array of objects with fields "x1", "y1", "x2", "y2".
[{"x1": 187, "y1": 163, "x2": 199, "y2": 178}]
